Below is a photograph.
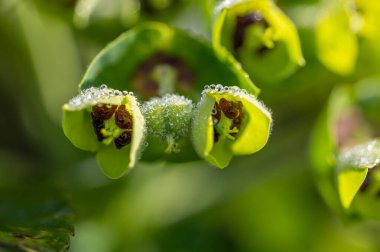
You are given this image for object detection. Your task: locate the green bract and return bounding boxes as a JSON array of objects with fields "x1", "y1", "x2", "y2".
[
  {"x1": 192, "y1": 84, "x2": 272, "y2": 168},
  {"x1": 80, "y1": 22, "x2": 259, "y2": 100},
  {"x1": 213, "y1": 0, "x2": 304, "y2": 84},
  {"x1": 62, "y1": 85, "x2": 145, "y2": 179}
]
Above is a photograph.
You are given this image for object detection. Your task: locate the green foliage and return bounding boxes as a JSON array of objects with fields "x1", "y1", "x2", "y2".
[{"x1": 0, "y1": 189, "x2": 74, "y2": 252}]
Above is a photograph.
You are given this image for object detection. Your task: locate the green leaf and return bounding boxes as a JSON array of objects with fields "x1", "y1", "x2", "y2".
[
  {"x1": 192, "y1": 85, "x2": 272, "y2": 168},
  {"x1": 62, "y1": 86, "x2": 145, "y2": 178},
  {"x1": 213, "y1": 0, "x2": 304, "y2": 84},
  {"x1": 0, "y1": 189, "x2": 74, "y2": 252},
  {"x1": 79, "y1": 22, "x2": 259, "y2": 100}
]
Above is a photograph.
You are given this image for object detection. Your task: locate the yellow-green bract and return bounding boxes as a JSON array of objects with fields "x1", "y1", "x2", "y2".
[
  {"x1": 316, "y1": 0, "x2": 380, "y2": 76},
  {"x1": 315, "y1": 0, "x2": 358, "y2": 76},
  {"x1": 192, "y1": 84, "x2": 272, "y2": 168},
  {"x1": 62, "y1": 86, "x2": 145, "y2": 179},
  {"x1": 213, "y1": 0, "x2": 304, "y2": 84},
  {"x1": 311, "y1": 78, "x2": 380, "y2": 220},
  {"x1": 337, "y1": 139, "x2": 380, "y2": 209}
]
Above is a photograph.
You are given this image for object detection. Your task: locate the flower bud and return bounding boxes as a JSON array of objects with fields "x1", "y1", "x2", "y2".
[{"x1": 141, "y1": 94, "x2": 195, "y2": 161}]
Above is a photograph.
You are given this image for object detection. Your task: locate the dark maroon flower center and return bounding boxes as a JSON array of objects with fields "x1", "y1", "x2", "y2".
[
  {"x1": 133, "y1": 52, "x2": 195, "y2": 99},
  {"x1": 212, "y1": 98, "x2": 244, "y2": 142},
  {"x1": 233, "y1": 11, "x2": 269, "y2": 55},
  {"x1": 91, "y1": 104, "x2": 133, "y2": 149}
]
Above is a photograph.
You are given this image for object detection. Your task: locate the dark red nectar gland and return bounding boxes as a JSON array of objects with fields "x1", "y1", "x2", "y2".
[
  {"x1": 92, "y1": 104, "x2": 117, "y2": 120},
  {"x1": 114, "y1": 131, "x2": 132, "y2": 149},
  {"x1": 91, "y1": 116, "x2": 106, "y2": 141},
  {"x1": 91, "y1": 104, "x2": 117, "y2": 141},
  {"x1": 233, "y1": 11, "x2": 269, "y2": 55},
  {"x1": 115, "y1": 105, "x2": 133, "y2": 129}
]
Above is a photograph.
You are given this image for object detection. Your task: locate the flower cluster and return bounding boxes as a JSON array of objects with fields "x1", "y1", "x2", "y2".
[{"x1": 63, "y1": 84, "x2": 272, "y2": 178}]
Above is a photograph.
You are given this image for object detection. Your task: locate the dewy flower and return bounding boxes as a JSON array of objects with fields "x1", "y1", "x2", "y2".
[
  {"x1": 141, "y1": 94, "x2": 194, "y2": 159},
  {"x1": 62, "y1": 85, "x2": 145, "y2": 179},
  {"x1": 192, "y1": 84, "x2": 272, "y2": 168}
]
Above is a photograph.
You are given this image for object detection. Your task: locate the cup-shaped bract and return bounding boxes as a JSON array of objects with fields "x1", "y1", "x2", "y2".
[
  {"x1": 79, "y1": 22, "x2": 259, "y2": 101},
  {"x1": 311, "y1": 78, "x2": 380, "y2": 220},
  {"x1": 337, "y1": 139, "x2": 380, "y2": 209},
  {"x1": 141, "y1": 94, "x2": 197, "y2": 162},
  {"x1": 62, "y1": 86, "x2": 145, "y2": 179},
  {"x1": 213, "y1": 0, "x2": 304, "y2": 84},
  {"x1": 192, "y1": 84, "x2": 272, "y2": 168}
]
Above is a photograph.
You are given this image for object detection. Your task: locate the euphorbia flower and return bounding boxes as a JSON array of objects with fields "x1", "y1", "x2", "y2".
[
  {"x1": 62, "y1": 85, "x2": 145, "y2": 179},
  {"x1": 192, "y1": 84, "x2": 272, "y2": 168},
  {"x1": 213, "y1": 0, "x2": 304, "y2": 84}
]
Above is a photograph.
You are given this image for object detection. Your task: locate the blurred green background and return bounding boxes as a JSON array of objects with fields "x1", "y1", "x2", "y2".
[{"x1": 1, "y1": 0, "x2": 380, "y2": 251}]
